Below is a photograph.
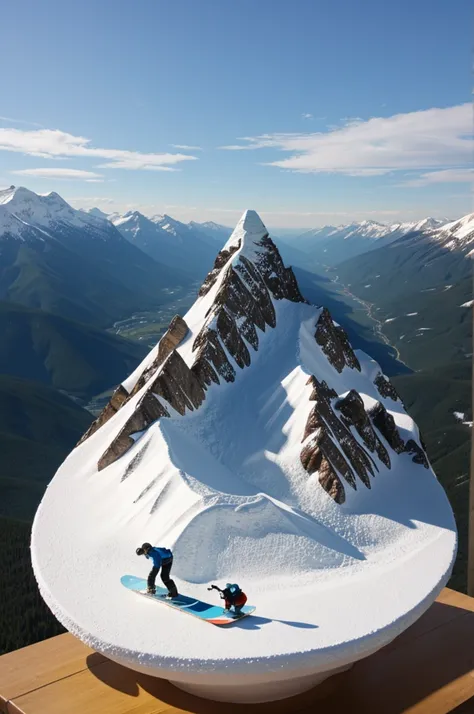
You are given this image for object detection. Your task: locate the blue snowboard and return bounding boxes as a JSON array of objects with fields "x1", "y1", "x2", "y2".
[{"x1": 121, "y1": 575, "x2": 256, "y2": 626}]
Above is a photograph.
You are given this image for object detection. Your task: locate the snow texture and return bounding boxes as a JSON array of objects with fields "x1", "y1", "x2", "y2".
[
  {"x1": 31, "y1": 209, "x2": 456, "y2": 701},
  {"x1": 301, "y1": 217, "x2": 445, "y2": 246},
  {"x1": 0, "y1": 185, "x2": 114, "y2": 241},
  {"x1": 454, "y1": 411, "x2": 473, "y2": 427}
]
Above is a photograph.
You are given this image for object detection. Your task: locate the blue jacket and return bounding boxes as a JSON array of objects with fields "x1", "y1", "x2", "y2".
[{"x1": 146, "y1": 546, "x2": 172, "y2": 569}]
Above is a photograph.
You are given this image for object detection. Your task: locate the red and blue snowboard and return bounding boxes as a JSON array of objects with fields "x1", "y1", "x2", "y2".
[{"x1": 121, "y1": 575, "x2": 256, "y2": 626}]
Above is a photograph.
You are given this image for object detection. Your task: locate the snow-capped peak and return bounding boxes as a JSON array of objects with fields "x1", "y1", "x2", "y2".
[
  {"x1": 387, "y1": 217, "x2": 444, "y2": 235},
  {"x1": 149, "y1": 214, "x2": 185, "y2": 235},
  {"x1": 189, "y1": 220, "x2": 230, "y2": 233},
  {"x1": 110, "y1": 210, "x2": 164, "y2": 240},
  {"x1": 224, "y1": 209, "x2": 268, "y2": 252},
  {"x1": 111, "y1": 210, "x2": 143, "y2": 226},
  {"x1": 0, "y1": 185, "x2": 38, "y2": 206},
  {"x1": 439, "y1": 212, "x2": 474, "y2": 240},
  {"x1": 0, "y1": 185, "x2": 116, "y2": 242},
  {"x1": 358, "y1": 220, "x2": 384, "y2": 228},
  {"x1": 82, "y1": 207, "x2": 110, "y2": 221},
  {"x1": 430, "y1": 212, "x2": 474, "y2": 254}
]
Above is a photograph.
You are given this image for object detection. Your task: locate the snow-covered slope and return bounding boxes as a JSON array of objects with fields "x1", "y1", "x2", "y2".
[
  {"x1": 295, "y1": 218, "x2": 445, "y2": 265},
  {"x1": 31, "y1": 210, "x2": 456, "y2": 703},
  {"x1": 298, "y1": 220, "x2": 387, "y2": 246},
  {"x1": 0, "y1": 185, "x2": 113, "y2": 241},
  {"x1": 433, "y1": 212, "x2": 474, "y2": 254},
  {"x1": 112, "y1": 210, "x2": 176, "y2": 245}
]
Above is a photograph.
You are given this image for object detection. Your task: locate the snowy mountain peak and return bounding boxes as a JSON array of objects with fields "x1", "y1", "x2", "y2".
[
  {"x1": 224, "y1": 209, "x2": 268, "y2": 251},
  {"x1": 0, "y1": 186, "x2": 118, "y2": 242},
  {"x1": 434, "y1": 211, "x2": 474, "y2": 253},
  {"x1": 83, "y1": 207, "x2": 110, "y2": 221},
  {"x1": 0, "y1": 184, "x2": 38, "y2": 206},
  {"x1": 440, "y1": 212, "x2": 474, "y2": 238},
  {"x1": 42, "y1": 190, "x2": 70, "y2": 207},
  {"x1": 151, "y1": 214, "x2": 185, "y2": 235},
  {"x1": 191, "y1": 220, "x2": 229, "y2": 233},
  {"x1": 358, "y1": 219, "x2": 384, "y2": 228}
]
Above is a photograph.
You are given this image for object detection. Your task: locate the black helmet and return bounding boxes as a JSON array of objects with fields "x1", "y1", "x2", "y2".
[{"x1": 136, "y1": 542, "x2": 152, "y2": 556}]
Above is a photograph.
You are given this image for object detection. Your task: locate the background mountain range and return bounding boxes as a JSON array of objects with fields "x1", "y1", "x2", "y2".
[{"x1": 0, "y1": 185, "x2": 472, "y2": 653}]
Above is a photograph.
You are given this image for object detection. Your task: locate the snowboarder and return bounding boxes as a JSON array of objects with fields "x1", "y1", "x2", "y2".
[
  {"x1": 136, "y1": 543, "x2": 178, "y2": 598},
  {"x1": 208, "y1": 583, "x2": 247, "y2": 616}
]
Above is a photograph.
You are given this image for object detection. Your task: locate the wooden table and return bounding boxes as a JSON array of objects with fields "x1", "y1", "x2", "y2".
[{"x1": 1, "y1": 587, "x2": 474, "y2": 714}]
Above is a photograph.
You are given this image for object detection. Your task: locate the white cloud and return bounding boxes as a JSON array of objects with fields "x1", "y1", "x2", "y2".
[
  {"x1": 302, "y1": 113, "x2": 313, "y2": 120},
  {"x1": 220, "y1": 104, "x2": 472, "y2": 177},
  {"x1": 12, "y1": 167, "x2": 105, "y2": 182},
  {"x1": 0, "y1": 115, "x2": 43, "y2": 128},
  {"x1": 0, "y1": 127, "x2": 199, "y2": 171},
  {"x1": 70, "y1": 196, "x2": 116, "y2": 205},
  {"x1": 171, "y1": 144, "x2": 203, "y2": 151},
  {"x1": 218, "y1": 140, "x2": 262, "y2": 151},
  {"x1": 401, "y1": 168, "x2": 474, "y2": 187}
]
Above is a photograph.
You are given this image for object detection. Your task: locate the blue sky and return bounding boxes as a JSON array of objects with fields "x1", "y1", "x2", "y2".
[{"x1": 1, "y1": 0, "x2": 472, "y2": 228}]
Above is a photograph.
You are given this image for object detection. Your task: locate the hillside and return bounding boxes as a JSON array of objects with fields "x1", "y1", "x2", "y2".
[
  {"x1": 380, "y1": 277, "x2": 472, "y2": 371},
  {"x1": 292, "y1": 218, "x2": 443, "y2": 265},
  {"x1": 112, "y1": 211, "x2": 218, "y2": 278},
  {"x1": 0, "y1": 301, "x2": 147, "y2": 399},
  {"x1": 0, "y1": 375, "x2": 92, "y2": 520},
  {"x1": 0, "y1": 187, "x2": 193, "y2": 327},
  {"x1": 335, "y1": 215, "x2": 474, "y2": 308}
]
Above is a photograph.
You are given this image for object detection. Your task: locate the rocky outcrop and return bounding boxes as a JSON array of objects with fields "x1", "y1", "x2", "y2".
[
  {"x1": 299, "y1": 375, "x2": 433, "y2": 504},
  {"x1": 190, "y1": 237, "x2": 305, "y2": 390},
  {"x1": 192, "y1": 328, "x2": 237, "y2": 385},
  {"x1": 130, "y1": 315, "x2": 188, "y2": 396},
  {"x1": 368, "y1": 402, "x2": 406, "y2": 454},
  {"x1": 77, "y1": 384, "x2": 129, "y2": 446},
  {"x1": 315, "y1": 308, "x2": 361, "y2": 373},
  {"x1": 301, "y1": 431, "x2": 348, "y2": 505},
  {"x1": 149, "y1": 350, "x2": 206, "y2": 415},
  {"x1": 234, "y1": 256, "x2": 276, "y2": 327},
  {"x1": 374, "y1": 372, "x2": 401, "y2": 403},
  {"x1": 254, "y1": 234, "x2": 307, "y2": 303},
  {"x1": 405, "y1": 439, "x2": 430, "y2": 468},
  {"x1": 335, "y1": 390, "x2": 390, "y2": 469},
  {"x1": 98, "y1": 350, "x2": 206, "y2": 470},
  {"x1": 304, "y1": 376, "x2": 376, "y2": 489},
  {"x1": 318, "y1": 460, "x2": 346, "y2": 504},
  {"x1": 368, "y1": 402, "x2": 429, "y2": 468},
  {"x1": 198, "y1": 242, "x2": 241, "y2": 297},
  {"x1": 77, "y1": 315, "x2": 188, "y2": 447},
  {"x1": 98, "y1": 392, "x2": 169, "y2": 471}
]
